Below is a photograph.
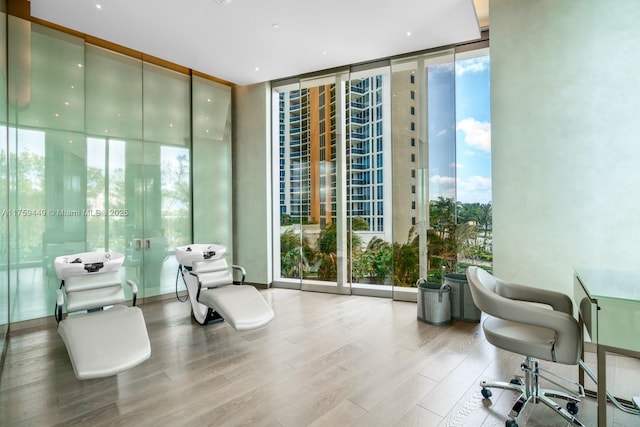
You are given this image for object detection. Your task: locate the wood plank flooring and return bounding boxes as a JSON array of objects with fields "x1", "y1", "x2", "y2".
[{"x1": 1, "y1": 288, "x2": 639, "y2": 426}]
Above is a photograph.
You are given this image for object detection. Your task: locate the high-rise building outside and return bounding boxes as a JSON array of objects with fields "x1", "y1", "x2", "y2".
[{"x1": 278, "y1": 75, "x2": 400, "y2": 245}]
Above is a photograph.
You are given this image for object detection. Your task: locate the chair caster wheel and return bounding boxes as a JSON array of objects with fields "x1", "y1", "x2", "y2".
[
  {"x1": 566, "y1": 401, "x2": 579, "y2": 415},
  {"x1": 509, "y1": 378, "x2": 522, "y2": 385},
  {"x1": 481, "y1": 388, "x2": 492, "y2": 399},
  {"x1": 505, "y1": 420, "x2": 518, "y2": 427}
]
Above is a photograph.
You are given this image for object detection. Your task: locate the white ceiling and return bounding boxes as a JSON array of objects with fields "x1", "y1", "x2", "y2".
[{"x1": 30, "y1": 0, "x2": 482, "y2": 86}]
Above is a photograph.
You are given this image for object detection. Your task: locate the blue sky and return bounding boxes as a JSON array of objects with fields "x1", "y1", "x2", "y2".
[
  {"x1": 427, "y1": 53, "x2": 491, "y2": 205},
  {"x1": 454, "y1": 55, "x2": 491, "y2": 204}
]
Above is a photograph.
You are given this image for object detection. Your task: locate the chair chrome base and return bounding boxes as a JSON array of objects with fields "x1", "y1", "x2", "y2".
[{"x1": 481, "y1": 356, "x2": 585, "y2": 427}]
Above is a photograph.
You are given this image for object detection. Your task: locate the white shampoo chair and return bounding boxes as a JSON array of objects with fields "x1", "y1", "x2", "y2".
[
  {"x1": 176, "y1": 244, "x2": 274, "y2": 330},
  {"x1": 190, "y1": 258, "x2": 274, "y2": 330},
  {"x1": 54, "y1": 252, "x2": 151, "y2": 380}
]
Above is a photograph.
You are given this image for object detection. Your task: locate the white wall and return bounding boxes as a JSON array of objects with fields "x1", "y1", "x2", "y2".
[
  {"x1": 232, "y1": 83, "x2": 273, "y2": 286},
  {"x1": 491, "y1": 0, "x2": 640, "y2": 295}
]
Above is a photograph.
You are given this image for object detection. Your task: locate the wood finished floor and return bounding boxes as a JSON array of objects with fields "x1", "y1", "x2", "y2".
[{"x1": 1, "y1": 288, "x2": 639, "y2": 427}]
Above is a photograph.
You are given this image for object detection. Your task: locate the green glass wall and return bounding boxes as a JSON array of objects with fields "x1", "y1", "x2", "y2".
[
  {"x1": 141, "y1": 62, "x2": 191, "y2": 297},
  {"x1": 192, "y1": 75, "x2": 232, "y2": 251},
  {"x1": 4, "y1": 17, "x2": 231, "y2": 322},
  {"x1": 8, "y1": 20, "x2": 87, "y2": 321},
  {"x1": 0, "y1": 8, "x2": 8, "y2": 362}
]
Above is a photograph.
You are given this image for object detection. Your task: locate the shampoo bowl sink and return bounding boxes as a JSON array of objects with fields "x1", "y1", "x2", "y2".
[
  {"x1": 54, "y1": 251, "x2": 125, "y2": 280},
  {"x1": 175, "y1": 244, "x2": 226, "y2": 267}
]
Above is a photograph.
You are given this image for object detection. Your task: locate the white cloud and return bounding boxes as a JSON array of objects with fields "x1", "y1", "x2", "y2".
[
  {"x1": 430, "y1": 175, "x2": 456, "y2": 185},
  {"x1": 460, "y1": 175, "x2": 492, "y2": 191},
  {"x1": 429, "y1": 175, "x2": 492, "y2": 203},
  {"x1": 429, "y1": 175, "x2": 456, "y2": 199},
  {"x1": 457, "y1": 118, "x2": 491, "y2": 152},
  {"x1": 430, "y1": 62, "x2": 455, "y2": 75},
  {"x1": 456, "y1": 57, "x2": 489, "y2": 76},
  {"x1": 457, "y1": 175, "x2": 492, "y2": 203}
]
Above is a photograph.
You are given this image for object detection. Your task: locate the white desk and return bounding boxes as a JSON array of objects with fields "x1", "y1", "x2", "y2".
[{"x1": 574, "y1": 267, "x2": 640, "y2": 426}]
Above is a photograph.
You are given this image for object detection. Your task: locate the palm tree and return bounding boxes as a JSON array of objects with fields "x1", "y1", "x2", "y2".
[
  {"x1": 427, "y1": 196, "x2": 457, "y2": 272},
  {"x1": 316, "y1": 222, "x2": 363, "y2": 280},
  {"x1": 365, "y1": 237, "x2": 393, "y2": 284},
  {"x1": 477, "y1": 202, "x2": 492, "y2": 242},
  {"x1": 280, "y1": 228, "x2": 313, "y2": 278}
]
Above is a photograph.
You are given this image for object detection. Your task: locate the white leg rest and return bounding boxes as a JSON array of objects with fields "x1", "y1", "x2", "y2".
[
  {"x1": 198, "y1": 285, "x2": 274, "y2": 331},
  {"x1": 58, "y1": 305, "x2": 151, "y2": 380}
]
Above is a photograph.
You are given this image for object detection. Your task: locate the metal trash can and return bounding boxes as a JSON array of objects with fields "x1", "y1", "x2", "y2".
[
  {"x1": 417, "y1": 278, "x2": 451, "y2": 325},
  {"x1": 444, "y1": 273, "x2": 481, "y2": 322}
]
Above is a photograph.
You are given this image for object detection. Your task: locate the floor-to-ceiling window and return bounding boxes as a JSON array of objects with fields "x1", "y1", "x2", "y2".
[
  {"x1": 424, "y1": 50, "x2": 459, "y2": 281},
  {"x1": 454, "y1": 48, "x2": 492, "y2": 275},
  {"x1": 389, "y1": 53, "x2": 433, "y2": 299},
  {"x1": 423, "y1": 47, "x2": 493, "y2": 282},
  {"x1": 273, "y1": 71, "x2": 350, "y2": 294},
  {"x1": 348, "y1": 68, "x2": 393, "y2": 291},
  {"x1": 272, "y1": 45, "x2": 491, "y2": 298}
]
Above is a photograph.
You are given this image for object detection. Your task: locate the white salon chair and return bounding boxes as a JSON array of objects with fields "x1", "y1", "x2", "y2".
[
  {"x1": 188, "y1": 258, "x2": 274, "y2": 330},
  {"x1": 55, "y1": 268, "x2": 151, "y2": 380},
  {"x1": 466, "y1": 266, "x2": 585, "y2": 427}
]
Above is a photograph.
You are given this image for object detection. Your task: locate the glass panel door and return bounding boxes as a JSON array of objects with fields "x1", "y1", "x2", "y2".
[
  {"x1": 273, "y1": 71, "x2": 349, "y2": 294},
  {"x1": 390, "y1": 56, "x2": 426, "y2": 301},
  {"x1": 273, "y1": 81, "x2": 304, "y2": 289},
  {"x1": 348, "y1": 67, "x2": 394, "y2": 295},
  {"x1": 142, "y1": 63, "x2": 191, "y2": 297},
  {"x1": 424, "y1": 51, "x2": 457, "y2": 282},
  {"x1": 85, "y1": 45, "x2": 144, "y2": 298},
  {"x1": 389, "y1": 50, "x2": 456, "y2": 300},
  {"x1": 85, "y1": 136, "x2": 141, "y2": 302},
  {"x1": 298, "y1": 74, "x2": 345, "y2": 293},
  {"x1": 454, "y1": 48, "x2": 492, "y2": 273}
]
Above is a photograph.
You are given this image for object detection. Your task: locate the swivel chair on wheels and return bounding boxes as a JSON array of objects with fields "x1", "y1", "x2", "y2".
[{"x1": 466, "y1": 266, "x2": 585, "y2": 427}]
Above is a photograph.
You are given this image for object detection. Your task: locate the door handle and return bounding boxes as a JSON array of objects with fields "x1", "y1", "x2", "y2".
[
  {"x1": 135, "y1": 239, "x2": 141, "y2": 250},
  {"x1": 146, "y1": 239, "x2": 150, "y2": 250}
]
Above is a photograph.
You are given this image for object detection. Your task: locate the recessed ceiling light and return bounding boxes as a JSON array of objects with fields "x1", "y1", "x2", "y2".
[
  {"x1": 255, "y1": 66, "x2": 260, "y2": 71},
  {"x1": 96, "y1": 4, "x2": 102, "y2": 10},
  {"x1": 217, "y1": 0, "x2": 231, "y2": 5},
  {"x1": 272, "y1": 23, "x2": 280, "y2": 30},
  {"x1": 406, "y1": 31, "x2": 412, "y2": 37}
]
